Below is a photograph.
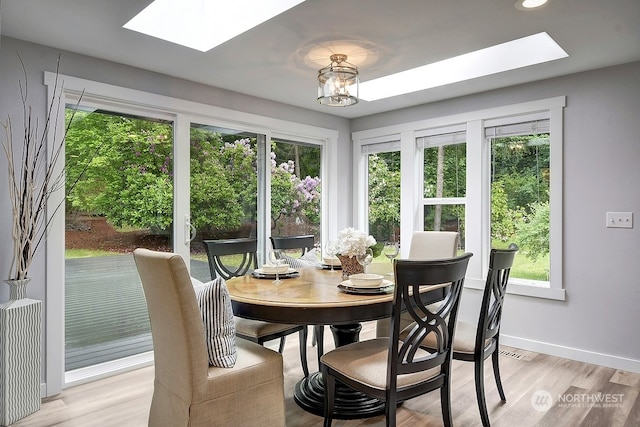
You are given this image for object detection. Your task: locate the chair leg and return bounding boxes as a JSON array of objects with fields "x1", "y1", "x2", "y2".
[
  {"x1": 475, "y1": 358, "x2": 491, "y2": 427},
  {"x1": 311, "y1": 325, "x2": 317, "y2": 347},
  {"x1": 299, "y1": 327, "x2": 309, "y2": 377},
  {"x1": 323, "y1": 370, "x2": 335, "y2": 427},
  {"x1": 278, "y1": 336, "x2": 286, "y2": 353},
  {"x1": 385, "y1": 393, "x2": 397, "y2": 427},
  {"x1": 492, "y1": 349, "x2": 506, "y2": 402},
  {"x1": 314, "y1": 325, "x2": 324, "y2": 367},
  {"x1": 440, "y1": 381, "x2": 453, "y2": 427}
]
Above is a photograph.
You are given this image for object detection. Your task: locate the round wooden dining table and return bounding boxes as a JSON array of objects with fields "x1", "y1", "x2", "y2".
[{"x1": 225, "y1": 265, "x2": 397, "y2": 419}]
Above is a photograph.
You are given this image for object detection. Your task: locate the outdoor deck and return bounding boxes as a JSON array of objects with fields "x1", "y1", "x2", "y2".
[{"x1": 65, "y1": 254, "x2": 210, "y2": 371}]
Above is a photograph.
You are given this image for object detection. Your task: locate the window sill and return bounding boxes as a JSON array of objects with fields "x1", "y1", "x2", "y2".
[{"x1": 465, "y1": 277, "x2": 566, "y2": 301}]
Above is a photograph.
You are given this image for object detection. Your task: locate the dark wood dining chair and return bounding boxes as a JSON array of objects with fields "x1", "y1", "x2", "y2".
[
  {"x1": 203, "y1": 238, "x2": 309, "y2": 377},
  {"x1": 270, "y1": 234, "x2": 315, "y2": 257},
  {"x1": 320, "y1": 253, "x2": 473, "y2": 427},
  {"x1": 270, "y1": 234, "x2": 324, "y2": 367},
  {"x1": 415, "y1": 244, "x2": 518, "y2": 426}
]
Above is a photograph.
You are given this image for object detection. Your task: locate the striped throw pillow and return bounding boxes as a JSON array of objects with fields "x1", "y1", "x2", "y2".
[{"x1": 193, "y1": 278, "x2": 237, "y2": 368}]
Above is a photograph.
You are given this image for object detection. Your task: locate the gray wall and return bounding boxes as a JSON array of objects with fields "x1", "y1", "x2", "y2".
[{"x1": 354, "y1": 61, "x2": 640, "y2": 365}]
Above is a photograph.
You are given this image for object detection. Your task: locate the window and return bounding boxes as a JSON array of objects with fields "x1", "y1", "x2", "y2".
[
  {"x1": 417, "y1": 128, "x2": 466, "y2": 251},
  {"x1": 353, "y1": 97, "x2": 565, "y2": 300},
  {"x1": 486, "y1": 118, "x2": 550, "y2": 284},
  {"x1": 361, "y1": 141, "x2": 401, "y2": 245}
]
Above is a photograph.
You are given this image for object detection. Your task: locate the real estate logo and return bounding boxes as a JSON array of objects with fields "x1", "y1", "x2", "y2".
[
  {"x1": 531, "y1": 389, "x2": 625, "y2": 412},
  {"x1": 531, "y1": 389, "x2": 553, "y2": 412},
  {"x1": 557, "y1": 392, "x2": 624, "y2": 409}
]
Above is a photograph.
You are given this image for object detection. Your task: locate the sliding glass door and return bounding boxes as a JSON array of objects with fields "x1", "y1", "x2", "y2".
[
  {"x1": 188, "y1": 124, "x2": 262, "y2": 282},
  {"x1": 64, "y1": 107, "x2": 174, "y2": 372}
]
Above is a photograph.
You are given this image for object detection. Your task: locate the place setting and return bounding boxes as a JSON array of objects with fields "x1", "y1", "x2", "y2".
[
  {"x1": 338, "y1": 273, "x2": 394, "y2": 295},
  {"x1": 252, "y1": 249, "x2": 299, "y2": 283}
]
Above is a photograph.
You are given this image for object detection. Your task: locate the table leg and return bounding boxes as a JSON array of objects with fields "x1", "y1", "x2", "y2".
[{"x1": 293, "y1": 323, "x2": 386, "y2": 419}]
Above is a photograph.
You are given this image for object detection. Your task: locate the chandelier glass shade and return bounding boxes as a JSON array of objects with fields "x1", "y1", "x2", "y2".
[{"x1": 317, "y1": 54, "x2": 359, "y2": 106}]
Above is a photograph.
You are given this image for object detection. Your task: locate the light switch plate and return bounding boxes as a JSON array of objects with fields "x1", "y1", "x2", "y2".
[{"x1": 606, "y1": 212, "x2": 633, "y2": 228}]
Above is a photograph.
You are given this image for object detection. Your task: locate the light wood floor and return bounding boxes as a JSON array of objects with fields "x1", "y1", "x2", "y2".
[{"x1": 14, "y1": 322, "x2": 640, "y2": 427}]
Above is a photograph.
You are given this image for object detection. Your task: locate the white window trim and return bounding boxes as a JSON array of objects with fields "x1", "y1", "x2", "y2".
[
  {"x1": 353, "y1": 96, "x2": 566, "y2": 303},
  {"x1": 45, "y1": 72, "x2": 338, "y2": 395},
  {"x1": 422, "y1": 197, "x2": 466, "y2": 205}
]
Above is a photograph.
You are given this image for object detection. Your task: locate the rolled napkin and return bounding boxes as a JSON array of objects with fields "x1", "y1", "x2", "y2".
[{"x1": 282, "y1": 248, "x2": 322, "y2": 269}]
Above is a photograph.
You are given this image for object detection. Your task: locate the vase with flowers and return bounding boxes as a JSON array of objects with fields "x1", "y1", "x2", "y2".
[{"x1": 334, "y1": 227, "x2": 381, "y2": 278}]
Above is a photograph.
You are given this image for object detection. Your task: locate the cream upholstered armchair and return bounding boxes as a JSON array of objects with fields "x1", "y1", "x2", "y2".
[
  {"x1": 133, "y1": 248, "x2": 285, "y2": 427},
  {"x1": 376, "y1": 231, "x2": 460, "y2": 337}
]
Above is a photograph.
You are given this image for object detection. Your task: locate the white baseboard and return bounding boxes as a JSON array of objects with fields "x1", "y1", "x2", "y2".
[{"x1": 501, "y1": 334, "x2": 640, "y2": 374}]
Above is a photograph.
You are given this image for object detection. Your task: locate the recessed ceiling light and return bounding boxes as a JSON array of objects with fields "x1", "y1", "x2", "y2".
[
  {"x1": 359, "y1": 32, "x2": 568, "y2": 102},
  {"x1": 515, "y1": 0, "x2": 549, "y2": 10},
  {"x1": 124, "y1": 0, "x2": 306, "y2": 52}
]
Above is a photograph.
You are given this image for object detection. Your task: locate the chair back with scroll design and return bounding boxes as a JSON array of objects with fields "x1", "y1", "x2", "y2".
[
  {"x1": 203, "y1": 238, "x2": 258, "y2": 280},
  {"x1": 270, "y1": 235, "x2": 315, "y2": 258}
]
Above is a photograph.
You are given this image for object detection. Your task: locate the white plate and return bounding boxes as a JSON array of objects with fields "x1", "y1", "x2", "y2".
[
  {"x1": 338, "y1": 283, "x2": 394, "y2": 295},
  {"x1": 254, "y1": 267, "x2": 297, "y2": 275},
  {"x1": 260, "y1": 264, "x2": 290, "y2": 274},
  {"x1": 340, "y1": 279, "x2": 393, "y2": 290}
]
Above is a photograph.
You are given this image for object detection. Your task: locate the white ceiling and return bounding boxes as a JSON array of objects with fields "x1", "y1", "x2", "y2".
[{"x1": 2, "y1": 0, "x2": 639, "y2": 119}]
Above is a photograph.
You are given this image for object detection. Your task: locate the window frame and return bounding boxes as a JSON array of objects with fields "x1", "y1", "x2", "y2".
[
  {"x1": 355, "y1": 137, "x2": 401, "y2": 236},
  {"x1": 353, "y1": 96, "x2": 566, "y2": 302},
  {"x1": 416, "y1": 125, "x2": 467, "y2": 240}
]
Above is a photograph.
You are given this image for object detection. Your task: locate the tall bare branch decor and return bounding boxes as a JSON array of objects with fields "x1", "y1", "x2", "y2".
[
  {"x1": 0, "y1": 54, "x2": 82, "y2": 426},
  {"x1": 1, "y1": 54, "x2": 80, "y2": 281}
]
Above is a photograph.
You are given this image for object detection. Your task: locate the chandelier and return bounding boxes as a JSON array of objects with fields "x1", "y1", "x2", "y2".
[{"x1": 317, "y1": 54, "x2": 359, "y2": 107}]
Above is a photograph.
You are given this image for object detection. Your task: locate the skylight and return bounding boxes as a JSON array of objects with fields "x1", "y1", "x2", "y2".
[
  {"x1": 124, "y1": 0, "x2": 306, "y2": 52},
  {"x1": 359, "y1": 32, "x2": 568, "y2": 102}
]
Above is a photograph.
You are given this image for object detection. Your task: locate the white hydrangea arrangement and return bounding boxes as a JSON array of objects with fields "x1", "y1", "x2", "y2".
[{"x1": 335, "y1": 227, "x2": 377, "y2": 257}]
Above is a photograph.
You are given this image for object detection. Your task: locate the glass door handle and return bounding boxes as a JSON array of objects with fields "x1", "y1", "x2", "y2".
[{"x1": 185, "y1": 215, "x2": 196, "y2": 244}]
